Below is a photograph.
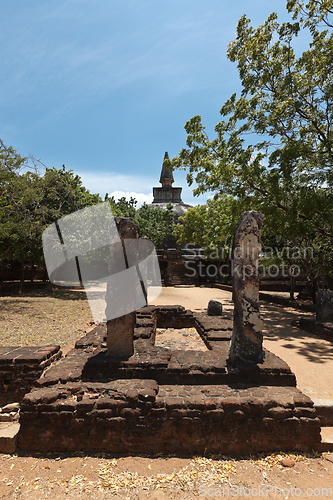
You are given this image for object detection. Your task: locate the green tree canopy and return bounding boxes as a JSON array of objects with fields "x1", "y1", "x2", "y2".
[
  {"x1": 107, "y1": 195, "x2": 137, "y2": 218},
  {"x1": 105, "y1": 196, "x2": 176, "y2": 248},
  {"x1": 0, "y1": 140, "x2": 101, "y2": 265},
  {"x1": 171, "y1": 0, "x2": 333, "y2": 290},
  {"x1": 134, "y1": 202, "x2": 175, "y2": 248},
  {"x1": 173, "y1": 196, "x2": 241, "y2": 254}
]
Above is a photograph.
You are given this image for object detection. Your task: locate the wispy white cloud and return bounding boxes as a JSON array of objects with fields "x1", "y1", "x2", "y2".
[
  {"x1": 78, "y1": 171, "x2": 155, "y2": 199},
  {"x1": 108, "y1": 191, "x2": 153, "y2": 208},
  {"x1": 78, "y1": 169, "x2": 208, "y2": 207}
]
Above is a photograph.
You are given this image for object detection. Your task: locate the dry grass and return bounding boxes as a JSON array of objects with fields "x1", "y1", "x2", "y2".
[{"x1": 0, "y1": 289, "x2": 94, "y2": 348}]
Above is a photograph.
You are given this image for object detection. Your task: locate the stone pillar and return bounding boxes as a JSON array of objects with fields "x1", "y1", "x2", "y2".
[
  {"x1": 106, "y1": 217, "x2": 140, "y2": 358},
  {"x1": 316, "y1": 290, "x2": 333, "y2": 322},
  {"x1": 106, "y1": 313, "x2": 136, "y2": 358},
  {"x1": 229, "y1": 211, "x2": 265, "y2": 364}
]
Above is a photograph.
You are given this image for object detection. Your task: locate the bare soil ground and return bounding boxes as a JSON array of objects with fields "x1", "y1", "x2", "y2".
[
  {"x1": 0, "y1": 286, "x2": 332, "y2": 498},
  {"x1": 155, "y1": 327, "x2": 208, "y2": 351},
  {"x1": 0, "y1": 450, "x2": 332, "y2": 499}
]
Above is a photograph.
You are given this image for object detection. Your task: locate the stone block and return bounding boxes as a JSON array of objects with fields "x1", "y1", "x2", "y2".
[
  {"x1": 1, "y1": 402, "x2": 20, "y2": 412},
  {"x1": 106, "y1": 312, "x2": 135, "y2": 358},
  {"x1": 207, "y1": 300, "x2": 223, "y2": 316}
]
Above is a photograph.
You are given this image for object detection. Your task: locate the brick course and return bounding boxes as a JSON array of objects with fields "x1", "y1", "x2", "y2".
[{"x1": 18, "y1": 382, "x2": 320, "y2": 454}]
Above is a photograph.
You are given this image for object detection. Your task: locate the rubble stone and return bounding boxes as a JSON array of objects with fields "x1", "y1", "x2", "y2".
[{"x1": 207, "y1": 300, "x2": 223, "y2": 316}]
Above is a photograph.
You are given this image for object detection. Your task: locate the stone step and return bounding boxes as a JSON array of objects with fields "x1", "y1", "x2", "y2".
[
  {"x1": 316, "y1": 427, "x2": 333, "y2": 452},
  {"x1": 313, "y1": 399, "x2": 333, "y2": 426},
  {"x1": 0, "y1": 423, "x2": 20, "y2": 454}
]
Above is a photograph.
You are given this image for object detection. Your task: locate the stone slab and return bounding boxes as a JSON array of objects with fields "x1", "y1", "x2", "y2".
[
  {"x1": 195, "y1": 314, "x2": 233, "y2": 332},
  {"x1": 313, "y1": 399, "x2": 333, "y2": 426},
  {"x1": 0, "y1": 346, "x2": 60, "y2": 365},
  {"x1": 316, "y1": 427, "x2": 333, "y2": 452},
  {"x1": 75, "y1": 324, "x2": 106, "y2": 349},
  {"x1": 206, "y1": 330, "x2": 233, "y2": 341},
  {"x1": 0, "y1": 423, "x2": 20, "y2": 454},
  {"x1": 0, "y1": 347, "x2": 21, "y2": 356},
  {"x1": 0, "y1": 346, "x2": 62, "y2": 406}
]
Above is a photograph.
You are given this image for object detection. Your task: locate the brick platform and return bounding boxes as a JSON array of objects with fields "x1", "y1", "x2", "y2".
[
  {"x1": 18, "y1": 381, "x2": 319, "y2": 454},
  {"x1": 17, "y1": 306, "x2": 321, "y2": 453},
  {"x1": 37, "y1": 308, "x2": 296, "y2": 387},
  {"x1": 0, "y1": 346, "x2": 61, "y2": 405}
]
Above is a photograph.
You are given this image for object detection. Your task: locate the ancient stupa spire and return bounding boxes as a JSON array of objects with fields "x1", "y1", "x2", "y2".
[
  {"x1": 152, "y1": 151, "x2": 183, "y2": 204},
  {"x1": 159, "y1": 152, "x2": 174, "y2": 187}
]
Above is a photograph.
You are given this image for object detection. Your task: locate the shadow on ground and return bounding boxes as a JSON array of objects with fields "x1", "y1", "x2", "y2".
[
  {"x1": 0, "y1": 288, "x2": 87, "y2": 302},
  {"x1": 261, "y1": 302, "x2": 333, "y2": 364}
]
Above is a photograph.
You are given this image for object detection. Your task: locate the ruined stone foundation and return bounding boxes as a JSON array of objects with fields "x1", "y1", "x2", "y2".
[{"x1": 17, "y1": 306, "x2": 321, "y2": 454}]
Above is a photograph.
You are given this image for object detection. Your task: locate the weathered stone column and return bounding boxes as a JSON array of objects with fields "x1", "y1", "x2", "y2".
[
  {"x1": 229, "y1": 211, "x2": 265, "y2": 364},
  {"x1": 105, "y1": 217, "x2": 141, "y2": 358}
]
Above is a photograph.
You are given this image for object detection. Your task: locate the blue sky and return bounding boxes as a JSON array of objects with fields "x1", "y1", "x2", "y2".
[{"x1": 2, "y1": 1, "x2": 296, "y2": 206}]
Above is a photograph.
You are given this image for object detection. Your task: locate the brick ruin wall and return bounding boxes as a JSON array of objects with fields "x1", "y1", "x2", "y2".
[
  {"x1": 0, "y1": 346, "x2": 61, "y2": 406},
  {"x1": 0, "y1": 305, "x2": 319, "y2": 454}
]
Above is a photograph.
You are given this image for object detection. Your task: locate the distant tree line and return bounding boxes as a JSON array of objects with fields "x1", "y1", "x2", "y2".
[
  {"x1": 0, "y1": 140, "x2": 101, "y2": 281},
  {"x1": 0, "y1": 139, "x2": 175, "y2": 282},
  {"x1": 107, "y1": 195, "x2": 175, "y2": 248}
]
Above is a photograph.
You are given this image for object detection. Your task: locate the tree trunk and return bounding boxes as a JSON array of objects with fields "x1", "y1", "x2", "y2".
[
  {"x1": 312, "y1": 276, "x2": 318, "y2": 304},
  {"x1": 43, "y1": 263, "x2": 49, "y2": 282},
  {"x1": 30, "y1": 261, "x2": 35, "y2": 282},
  {"x1": 20, "y1": 262, "x2": 25, "y2": 294},
  {"x1": 290, "y1": 276, "x2": 296, "y2": 300}
]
